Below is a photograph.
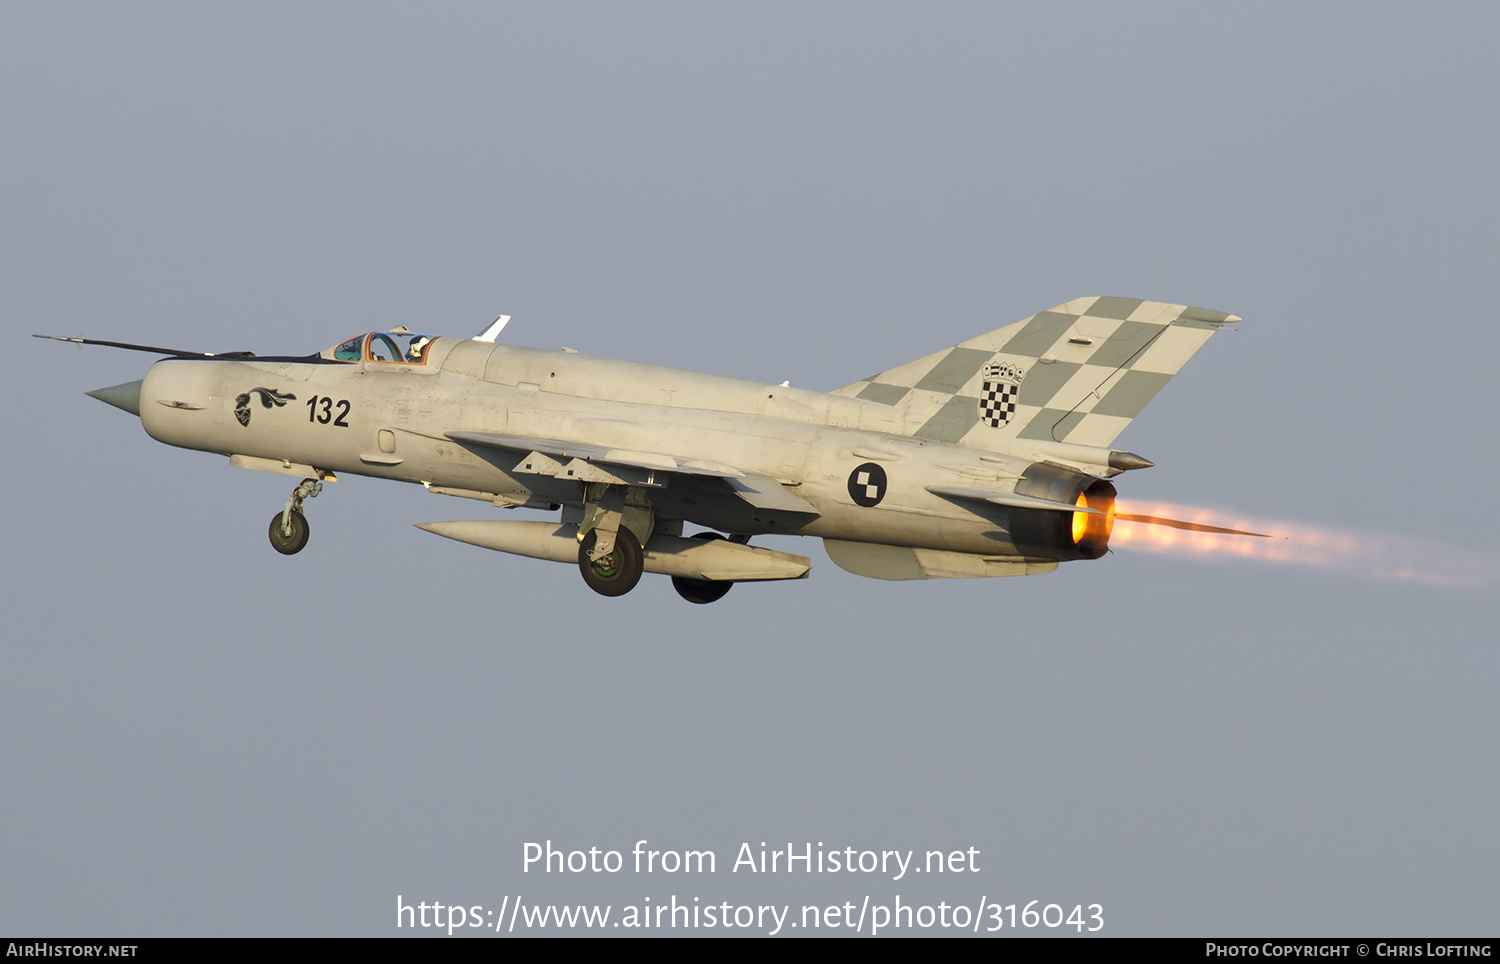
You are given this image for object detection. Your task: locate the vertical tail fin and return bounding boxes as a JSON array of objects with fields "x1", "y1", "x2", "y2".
[{"x1": 833, "y1": 296, "x2": 1236, "y2": 449}]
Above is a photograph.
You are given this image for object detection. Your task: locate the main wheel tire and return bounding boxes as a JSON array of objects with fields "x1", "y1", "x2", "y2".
[
  {"x1": 269, "y1": 508, "x2": 309, "y2": 555},
  {"x1": 578, "y1": 527, "x2": 644, "y2": 597},
  {"x1": 671, "y1": 532, "x2": 734, "y2": 604}
]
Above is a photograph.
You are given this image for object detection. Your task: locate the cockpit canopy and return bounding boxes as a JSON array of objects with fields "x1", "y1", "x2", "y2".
[{"x1": 325, "y1": 327, "x2": 436, "y2": 365}]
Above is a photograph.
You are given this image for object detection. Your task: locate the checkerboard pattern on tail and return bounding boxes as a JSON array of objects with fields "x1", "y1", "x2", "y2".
[{"x1": 832, "y1": 297, "x2": 1238, "y2": 450}]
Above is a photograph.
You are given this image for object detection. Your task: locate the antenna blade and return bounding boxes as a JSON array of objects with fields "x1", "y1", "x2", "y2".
[{"x1": 473, "y1": 315, "x2": 511, "y2": 343}]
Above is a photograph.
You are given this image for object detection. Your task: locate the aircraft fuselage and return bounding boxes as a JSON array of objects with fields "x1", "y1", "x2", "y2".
[
  {"x1": 76, "y1": 293, "x2": 1237, "y2": 597},
  {"x1": 138, "y1": 337, "x2": 1087, "y2": 558}
]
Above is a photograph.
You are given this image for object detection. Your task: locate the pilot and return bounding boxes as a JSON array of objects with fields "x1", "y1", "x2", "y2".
[{"x1": 405, "y1": 336, "x2": 431, "y2": 362}]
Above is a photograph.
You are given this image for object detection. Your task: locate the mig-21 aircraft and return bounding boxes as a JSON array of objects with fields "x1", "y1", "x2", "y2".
[{"x1": 42, "y1": 296, "x2": 1259, "y2": 603}]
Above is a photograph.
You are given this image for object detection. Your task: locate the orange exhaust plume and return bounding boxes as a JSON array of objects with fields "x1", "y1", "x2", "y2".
[{"x1": 1111, "y1": 499, "x2": 1496, "y2": 589}]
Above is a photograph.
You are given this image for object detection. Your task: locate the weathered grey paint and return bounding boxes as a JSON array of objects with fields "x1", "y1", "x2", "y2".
[
  {"x1": 913, "y1": 394, "x2": 982, "y2": 443},
  {"x1": 856, "y1": 381, "x2": 912, "y2": 405},
  {"x1": 1016, "y1": 407, "x2": 1074, "y2": 441},
  {"x1": 127, "y1": 296, "x2": 1234, "y2": 589},
  {"x1": 1084, "y1": 296, "x2": 1146, "y2": 320},
  {"x1": 912, "y1": 347, "x2": 992, "y2": 394},
  {"x1": 1087, "y1": 320, "x2": 1163, "y2": 369},
  {"x1": 1016, "y1": 361, "x2": 1082, "y2": 409},
  {"x1": 1001, "y1": 311, "x2": 1078, "y2": 357},
  {"x1": 1092, "y1": 370, "x2": 1176, "y2": 419}
]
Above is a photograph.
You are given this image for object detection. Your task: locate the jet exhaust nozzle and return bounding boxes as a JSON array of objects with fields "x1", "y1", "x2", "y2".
[{"x1": 86, "y1": 379, "x2": 144, "y2": 417}]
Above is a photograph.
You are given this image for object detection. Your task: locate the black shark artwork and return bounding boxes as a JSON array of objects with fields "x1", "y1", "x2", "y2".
[{"x1": 234, "y1": 387, "x2": 296, "y2": 427}]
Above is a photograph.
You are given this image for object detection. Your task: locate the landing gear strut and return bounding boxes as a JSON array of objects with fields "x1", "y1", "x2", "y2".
[
  {"x1": 575, "y1": 483, "x2": 652, "y2": 596},
  {"x1": 269, "y1": 478, "x2": 321, "y2": 555}
]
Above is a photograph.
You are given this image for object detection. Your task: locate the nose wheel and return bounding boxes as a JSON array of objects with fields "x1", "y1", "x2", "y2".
[
  {"x1": 269, "y1": 508, "x2": 310, "y2": 554},
  {"x1": 269, "y1": 478, "x2": 322, "y2": 555}
]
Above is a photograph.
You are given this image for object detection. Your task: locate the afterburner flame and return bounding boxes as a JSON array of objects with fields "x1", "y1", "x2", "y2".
[{"x1": 1111, "y1": 499, "x2": 1496, "y2": 588}]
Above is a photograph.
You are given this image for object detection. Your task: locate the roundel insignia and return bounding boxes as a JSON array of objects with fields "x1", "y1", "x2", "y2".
[{"x1": 847, "y1": 462, "x2": 888, "y2": 507}]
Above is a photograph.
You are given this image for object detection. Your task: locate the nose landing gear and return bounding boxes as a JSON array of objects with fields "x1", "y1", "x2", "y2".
[{"x1": 269, "y1": 478, "x2": 322, "y2": 555}]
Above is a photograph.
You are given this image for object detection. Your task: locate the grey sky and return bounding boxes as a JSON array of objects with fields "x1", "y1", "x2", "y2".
[{"x1": 3, "y1": 2, "x2": 1497, "y2": 936}]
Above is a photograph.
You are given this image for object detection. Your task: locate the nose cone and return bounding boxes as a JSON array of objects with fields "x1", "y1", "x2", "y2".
[{"x1": 86, "y1": 379, "x2": 144, "y2": 417}]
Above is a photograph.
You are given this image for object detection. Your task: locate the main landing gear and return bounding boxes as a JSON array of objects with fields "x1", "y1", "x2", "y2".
[
  {"x1": 269, "y1": 478, "x2": 322, "y2": 555},
  {"x1": 670, "y1": 532, "x2": 734, "y2": 604},
  {"x1": 576, "y1": 483, "x2": 650, "y2": 597},
  {"x1": 572, "y1": 479, "x2": 744, "y2": 602},
  {"x1": 577, "y1": 527, "x2": 644, "y2": 597}
]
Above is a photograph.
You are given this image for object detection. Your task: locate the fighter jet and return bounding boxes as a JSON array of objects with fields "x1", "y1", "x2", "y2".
[{"x1": 42, "y1": 296, "x2": 1257, "y2": 603}]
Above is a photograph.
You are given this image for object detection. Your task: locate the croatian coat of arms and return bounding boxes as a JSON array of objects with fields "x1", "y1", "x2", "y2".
[{"x1": 978, "y1": 362, "x2": 1024, "y2": 428}]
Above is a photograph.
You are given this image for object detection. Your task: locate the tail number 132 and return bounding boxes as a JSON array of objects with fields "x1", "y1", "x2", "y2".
[{"x1": 306, "y1": 395, "x2": 351, "y2": 427}]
